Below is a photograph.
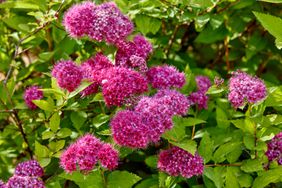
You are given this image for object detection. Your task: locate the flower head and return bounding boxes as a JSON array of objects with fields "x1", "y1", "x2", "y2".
[
  {"x1": 0, "y1": 180, "x2": 6, "y2": 188},
  {"x1": 214, "y1": 76, "x2": 224, "y2": 87},
  {"x1": 98, "y1": 144, "x2": 119, "y2": 170},
  {"x1": 158, "y1": 147, "x2": 204, "y2": 178},
  {"x1": 265, "y1": 132, "x2": 282, "y2": 165},
  {"x1": 7, "y1": 176, "x2": 45, "y2": 188},
  {"x1": 195, "y1": 76, "x2": 211, "y2": 92},
  {"x1": 100, "y1": 67, "x2": 148, "y2": 106},
  {"x1": 52, "y1": 60, "x2": 83, "y2": 92},
  {"x1": 89, "y1": 2, "x2": 134, "y2": 44},
  {"x1": 187, "y1": 91, "x2": 209, "y2": 110},
  {"x1": 146, "y1": 65, "x2": 186, "y2": 89},
  {"x1": 111, "y1": 110, "x2": 149, "y2": 148},
  {"x1": 24, "y1": 86, "x2": 43, "y2": 109},
  {"x1": 15, "y1": 160, "x2": 44, "y2": 177},
  {"x1": 63, "y1": 2, "x2": 96, "y2": 38},
  {"x1": 228, "y1": 71, "x2": 267, "y2": 108}
]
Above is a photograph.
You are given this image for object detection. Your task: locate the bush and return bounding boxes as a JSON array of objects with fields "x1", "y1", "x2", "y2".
[{"x1": 0, "y1": 0, "x2": 282, "y2": 187}]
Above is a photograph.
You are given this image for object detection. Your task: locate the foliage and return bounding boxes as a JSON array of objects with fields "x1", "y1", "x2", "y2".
[{"x1": 0, "y1": 0, "x2": 282, "y2": 187}]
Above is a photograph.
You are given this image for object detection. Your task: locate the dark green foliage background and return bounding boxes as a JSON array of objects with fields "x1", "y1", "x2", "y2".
[{"x1": 0, "y1": 0, "x2": 282, "y2": 187}]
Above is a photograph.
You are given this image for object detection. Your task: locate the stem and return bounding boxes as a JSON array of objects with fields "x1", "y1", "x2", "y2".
[
  {"x1": 100, "y1": 167, "x2": 107, "y2": 188},
  {"x1": 163, "y1": 24, "x2": 180, "y2": 61}
]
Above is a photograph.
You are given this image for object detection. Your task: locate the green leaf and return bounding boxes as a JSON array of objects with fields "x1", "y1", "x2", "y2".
[
  {"x1": 253, "y1": 12, "x2": 282, "y2": 49},
  {"x1": 60, "y1": 170, "x2": 103, "y2": 188},
  {"x1": 241, "y1": 159, "x2": 264, "y2": 173},
  {"x1": 145, "y1": 156, "x2": 158, "y2": 169},
  {"x1": 231, "y1": 118, "x2": 255, "y2": 134},
  {"x1": 135, "y1": 176, "x2": 158, "y2": 188},
  {"x1": 35, "y1": 141, "x2": 49, "y2": 158},
  {"x1": 57, "y1": 128, "x2": 72, "y2": 138},
  {"x1": 0, "y1": 2, "x2": 39, "y2": 9},
  {"x1": 92, "y1": 114, "x2": 110, "y2": 128},
  {"x1": 172, "y1": 116, "x2": 206, "y2": 127},
  {"x1": 252, "y1": 167, "x2": 282, "y2": 188},
  {"x1": 203, "y1": 167, "x2": 225, "y2": 188},
  {"x1": 206, "y1": 85, "x2": 225, "y2": 95},
  {"x1": 70, "y1": 111, "x2": 87, "y2": 130},
  {"x1": 238, "y1": 173, "x2": 253, "y2": 188},
  {"x1": 226, "y1": 167, "x2": 240, "y2": 188},
  {"x1": 258, "y1": 0, "x2": 282, "y2": 3},
  {"x1": 265, "y1": 87, "x2": 282, "y2": 107},
  {"x1": 40, "y1": 88, "x2": 64, "y2": 96},
  {"x1": 170, "y1": 139, "x2": 197, "y2": 155},
  {"x1": 213, "y1": 142, "x2": 241, "y2": 163},
  {"x1": 68, "y1": 81, "x2": 92, "y2": 99},
  {"x1": 135, "y1": 14, "x2": 161, "y2": 35},
  {"x1": 195, "y1": 25, "x2": 228, "y2": 44},
  {"x1": 49, "y1": 140, "x2": 65, "y2": 153},
  {"x1": 32, "y1": 100, "x2": 55, "y2": 111},
  {"x1": 49, "y1": 112, "x2": 60, "y2": 132},
  {"x1": 216, "y1": 107, "x2": 230, "y2": 129},
  {"x1": 42, "y1": 130, "x2": 55, "y2": 140},
  {"x1": 198, "y1": 133, "x2": 214, "y2": 163},
  {"x1": 187, "y1": 0, "x2": 214, "y2": 8},
  {"x1": 162, "y1": 120, "x2": 186, "y2": 142},
  {"x1": 107, "y1": 171, "x2": 141, "y2": 188}
]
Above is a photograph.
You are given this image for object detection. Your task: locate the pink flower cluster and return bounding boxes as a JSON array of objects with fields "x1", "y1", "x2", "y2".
[
  {"x1": 111, "y1": 89, "x2": 189, "y2": 148},
  {"x1": 146, "y1": 65, "x2": 186, "y2": 89},
  {"x1": 187, "y1": 75, "x2": 211, "y2": 110},
  {"x1": 158, "y1": 147, "x2": 204, "y2": 178},
  {"x1": 60, "y1": 134, "x2": 118, "y2": 173},
  {"x1": 265, "y1": 132, "x2": 282, "y2": 165},
  {"x1": 63, "y1": 2, "x2": 133, "y2": 44},
  {"x1": 228, "y1": 71, "x2": 267, "y2": 108},
  {"x1": 24, "y1": 86, "x2": 43, "y2": 109},
  {"x1": 52, "y1": 60, "x2": 83, "y2": 92},
  {"x1": 115, "y1": 35, "x2": 153, "y2": 71},
  {"x1": 1, "y1": 160, "x2": 45, "y2": 188}
]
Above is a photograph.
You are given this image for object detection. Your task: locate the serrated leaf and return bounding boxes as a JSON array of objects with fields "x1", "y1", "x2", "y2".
[
  {"x1": 35, "y1": 141, "x2": 49, "y2": 158},
  {"x1": 252, "y1": 167, "x2": 282, "y2": 188},
  {"x1": 213, "y1": 142, "x2": 241, "y2": 163},
  {"x1": 241, "y1": 159, "x2": 263, "y2": 173},
  {"x1": 172, "y1": 116, "x2": 206, "y2": 127},
  {"x1": 107, "y1": 171, "x2": 141, "y2": 188},
  {"x1": 57, "y1": 128, "x2": 72, "y2": 138},
  {"x1": 135, "y1": 14, "x2": 161, "y2": 35},
  {"x1": 70, "y1": 111, "x2": 87, "y2": 130},
  {"x1": 33, "y1": 100, "x2": 55, "y2": 111},
  {"x1": 198, "y1": 133, "x2": 214, "y2": 163},
  {"x1": 92, "y1": 114, "x2": 110, "y2": 128},
  {"x1": 68, "y1": 81, "x2": 92, "y2": 99},
  {"x1": 258, "y1": 0, "x2": 282, "y2": 3},
  {"x1": 0, "y1": 2, "x2": 39, "y2": 9},
  {"x1": 170, "y1": 139, "x2": 197, "y2": 155},
  {"x1": 49, "y1": 112, "x2": 60, "y2": 132}
]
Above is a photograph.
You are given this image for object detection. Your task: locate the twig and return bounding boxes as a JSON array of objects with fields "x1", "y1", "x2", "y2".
[
  {"x1": 224, "y1": 37, "x2": 230, "y2": 72},
  {"x1": 164, "y1": 24, "x2": 180, "y2": 61}
]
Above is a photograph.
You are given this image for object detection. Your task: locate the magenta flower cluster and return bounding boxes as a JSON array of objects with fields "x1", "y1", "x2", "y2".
[
  {"x1": 228, "y1": 71, "x2": 266, "y2": 108},
  {"x1": 24, "y1": 86, "x2": 43, "y2": 109},
  {"x1": 146, "y1": 65, "x2": 186, "y2": 89},
  {"x1": 63, "y1": 2, "x2": 133, "y2": 44},
  {"x1": 265, "y1": 132, "x2": 282, "y2": 165},
  {"x1": 0, "y1": 160, "x2": 45, "y2": 188},
  {"x1": 60, "y1": 134, "x2": 118, "y2": 173},
  {"x1": 158, "y1": 147, "x2": 204, "y2": 178},
  {"x1": 111, "y1": 89, "x2": 189, "y2": 148},
  {"x1": 187, "y1": 75, "x2": 211, "y2": 110}
]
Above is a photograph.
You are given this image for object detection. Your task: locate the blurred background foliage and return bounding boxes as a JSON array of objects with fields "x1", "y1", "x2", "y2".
[{"x1": 0, "y1": 0, "x2": 282, "y2": 187}]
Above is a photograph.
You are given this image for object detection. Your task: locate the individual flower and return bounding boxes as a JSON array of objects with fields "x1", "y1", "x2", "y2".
[
  {"x1": 89, "y1": 2, "x2": 134, "y2": 44},
  {"x1": 146, "y1": 65, "x2": 186, "y2": 89},
  {"x1": 98, "y1": 144, "x2": 119, "y2": 170},
  {"x1": 60, "y1": 134, "x2": 103, "y2": 173},
  {"x1": 7, "y1": 176, "x2": 45, "y2": 188},
  {"x1": 195, "y1": 75, "x2": 211, "y2": 92},
  {"x1": 158, "y1": 147, "x2": 204, "y2": 178},
  {"x1": 23, "y1": 86, "x2": 43, "y2": 110},
  {"x1": 63, "y1": 2, "x2": 96, "y2": 38},
  {"x1": 15, "y1": 160, "x2": 44, "y2": 178},
  {"x1": 187, "y1": 91, "x2": 209, "y2": 110},
  {"x1": 228, "y1": 71, "x2": 267, "y2": 108},
  {"x1": 111, "y1": 110, "x2": 149, "y2": 148},
  {"x1": 52, "y1": 60, "x2": 83, "y2": 92},
  {"x1": 265, "y1": 132, "x2": 282, "y2": 165},
  {"x1": 115, "y1": 35, "x2": 152, "y2": 70},
  {"x1": 100, "y1": 67, "x2": 148, "y2": 106}
]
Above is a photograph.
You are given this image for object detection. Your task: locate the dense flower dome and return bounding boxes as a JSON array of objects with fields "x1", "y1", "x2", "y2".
[
  {"x1": 111, "y1": 110, "x2": 150, "y2": 148},
  {"x1": 100, "y1": 67, "x2": 148, "y2": 106},
  {"x1": 23, "y1": 86, "x2": 43, "y2": 109},
  {"x1": 228, "y1": 71, "x2": 267, "y2": 108},
  {"x1": 15, "y1": 160, "x2": 44, "y2": 177},
  {"x1": 158, "y1": 147, "x2": 204, "y2": 178},
  {"x1": 52, "y1": 60, "x2": 83, "y2": 92},
  {"x1": 146, "y1": 65, "x2": 186, "y2": 89},
  {"x1": 63, "y1": 2, "x2": 96, "y2": 38},
  {"x1": 7, "y1": 176, "x2": 45, "y2": 188},
  {"x1": 195, "y1": 75, "x2": 211, "y2": 92},
  {"x1": 265, "y1": 132, "x2": 282, "y2": 165},
  {"x1": 98, "y1": 144, "x2": 119, "y2": 170}
]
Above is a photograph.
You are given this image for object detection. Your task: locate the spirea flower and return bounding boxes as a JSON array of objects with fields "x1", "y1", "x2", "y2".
[
  {"x1": 63, "y1": 2, "x2": 96, "y2": 38},
  {"x1": 7, "y1": 176, "x2": 45, "y2": 188},
  {"x1": 98, "y1": 144, "x2": 119, "y2": 170},
  {"x1": 214, "y1": 76, "x2": 224, "y2": 87},
  {"x1": 158, "y1": 147, "x2": 204, "y2": 178},
  {"x1": 0, "y1": 180, "x2": 6, "y2": 188},
  {"x1": 115, "y1": 35, "x2": 152, "y2": 70},
  {"x1": 228, "y1": 71, "x2": 267, "y2": 108},
  {"x1": 187, "y1": 91, "x2": 209, "y2": 110},
  {"x1": 60, "y1": 134, "x2": 103, "y2": 173},
  {"x1": 52, "y1": 60, "x2": 83, "y2": 92},
  {"x1": 265, "y1": 132, "x2": 282, "y2": 165},
  {"x1": 15, "y1": 160, "x2": 44, "y2": 178},
  {"x1": 100, "y1": 67, "x2": 148, "y2": 106},
  {"x1": 23, "y1": 86, "x2": 43, "y2": 110},
  {"x1": 146, "y1": 65, "x2": 186, "y2": 89},
  {"x1": 195, "y1": 76, "x2": 211, "y2": 92},
  {"x1": 111, "y1": 110, "x2": 149, "y2": 148},
  {"x1": 89, "y1": 2, "x2": 134, "y2": 44}
]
